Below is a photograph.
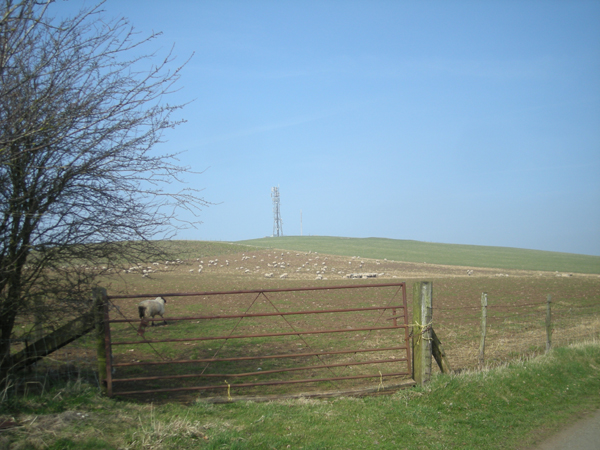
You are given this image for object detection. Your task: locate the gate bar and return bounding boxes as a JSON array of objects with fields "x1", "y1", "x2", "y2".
[
  {"x1": 112, "y1": 357, "x2": 409, "y2": 383},
  {"x1": 109, "y1": 304, "x2": 406, "y2": 323},
  {"x1": 402, "y1": 281, "x2": 411, "y2": 377},
  {"x1": 112, "y1": 345, "x2": 409, "y2": 367},
  {"x1": 113, "y1": 371, "x2": 411, "y2": 396},
  {"x1": 106, "y1": 282, "x2": 407, "y2": 300},
  {"x1": 112, "y1": 324, "x2": 407, "y2": 346}
]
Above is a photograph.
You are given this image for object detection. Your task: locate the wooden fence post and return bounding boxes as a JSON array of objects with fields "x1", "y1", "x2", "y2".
[
  {"x1": 93, "y1": 287, "x2": 109, "y2": 396},
  {"x1": 478, "y1": 292, "x2": 487, "y2": 369},
  {"x1": 546, "y1": 294, "x2": 552, "y2": 353},
  {"x1": 412, "y1": 281, "x2": 433, "y2": 385}
]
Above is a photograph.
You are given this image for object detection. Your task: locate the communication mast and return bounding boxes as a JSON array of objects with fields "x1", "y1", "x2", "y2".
[{"x1": 271, "y1": 186, "x2": 283, "y2": 237}]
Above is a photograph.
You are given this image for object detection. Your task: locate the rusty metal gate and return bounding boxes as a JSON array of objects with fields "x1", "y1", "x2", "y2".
[{"x1": 103, "y1": 283, "x2": 413, "y2": 400}]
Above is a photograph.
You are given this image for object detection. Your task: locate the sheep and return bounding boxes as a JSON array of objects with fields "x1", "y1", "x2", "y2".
[{"x1": 138, "y1": 296, "x2": 167, "y2": 327}]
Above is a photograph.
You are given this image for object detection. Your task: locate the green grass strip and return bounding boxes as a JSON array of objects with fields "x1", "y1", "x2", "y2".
[
  {"x1": 3, "y1": 341, "x2": 599, "y2": 449},
  {"x1": 236, "y1": 236, "x2": 600, "y2": 274}
]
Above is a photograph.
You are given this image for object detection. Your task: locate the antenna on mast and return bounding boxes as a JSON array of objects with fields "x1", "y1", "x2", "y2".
[{"x1": 271, "y1": 186, "x2": 283, "y2": 237}]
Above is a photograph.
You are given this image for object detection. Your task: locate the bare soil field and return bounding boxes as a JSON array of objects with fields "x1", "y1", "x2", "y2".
[{"x1": 107, "y1": 246, "x2": 599, "y2": 285}]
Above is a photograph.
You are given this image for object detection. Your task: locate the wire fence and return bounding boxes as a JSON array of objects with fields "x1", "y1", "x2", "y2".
[{"x1": 433, "y1": 295, "x2": 600, "y2": 372}]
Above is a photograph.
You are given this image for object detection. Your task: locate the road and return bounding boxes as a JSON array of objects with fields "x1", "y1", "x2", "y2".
[{"x1": 529, "y1": 409, "x2": 600, "y2": 450}]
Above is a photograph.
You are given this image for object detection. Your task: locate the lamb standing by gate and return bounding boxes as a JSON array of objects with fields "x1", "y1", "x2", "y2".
[{"x1": 137, "y1": 296, "x2": 167, "y2": 336}]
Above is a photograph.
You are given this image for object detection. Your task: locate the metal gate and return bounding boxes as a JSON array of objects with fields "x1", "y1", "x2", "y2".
[{"x1": 103, "y1": 283, "x2": 413, "y2": 400}]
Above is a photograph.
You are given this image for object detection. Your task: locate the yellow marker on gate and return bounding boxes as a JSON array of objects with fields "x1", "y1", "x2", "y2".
[{"x1": 225, "y1": 380, "x2": 232, "y2": 401}]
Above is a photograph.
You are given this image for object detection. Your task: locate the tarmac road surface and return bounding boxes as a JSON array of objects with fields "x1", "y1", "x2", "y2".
[{"x1": 529, "y1": 409, "x2": 600, "y2": 450}]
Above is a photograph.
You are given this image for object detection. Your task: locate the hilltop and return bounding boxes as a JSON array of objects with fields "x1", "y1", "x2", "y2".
[{"x1": 235, "y1": 236, "x2": 600, "y2": 274}]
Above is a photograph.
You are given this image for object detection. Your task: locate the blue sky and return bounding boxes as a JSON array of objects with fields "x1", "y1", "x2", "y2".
[{"x1": 54, "y1": 1, "x2": 600, "y2": 256}]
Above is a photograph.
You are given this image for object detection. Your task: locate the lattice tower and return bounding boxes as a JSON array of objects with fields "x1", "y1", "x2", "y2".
[{"x1": 271, "y1": 186, "x2": 283, "y2": 237}]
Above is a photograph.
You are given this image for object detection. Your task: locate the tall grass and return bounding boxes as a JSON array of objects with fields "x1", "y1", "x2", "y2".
[{"x1": 237, "y1": 236, "x2": 600, "y2": 274}]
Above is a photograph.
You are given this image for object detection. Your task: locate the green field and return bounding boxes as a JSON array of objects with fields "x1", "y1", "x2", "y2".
[{"x1": 237, "y1": 236, "x2": 600, "y2": 274}]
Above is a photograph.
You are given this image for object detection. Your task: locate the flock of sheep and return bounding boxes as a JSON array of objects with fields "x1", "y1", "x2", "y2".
[
  {"x1": 119, "y1": 248, "x2": 575, "y2": 289},
  {"x1": 120, "y1": 251, "x2": 499, "y2": 282},
  {"x1": 175, "y1": 252, "x2": 393, "y2": 281}
]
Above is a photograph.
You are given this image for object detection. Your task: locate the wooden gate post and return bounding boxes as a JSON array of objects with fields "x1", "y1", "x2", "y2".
[
  {"x1": 412, "y1": 281, "x2": 433, "y2": 385},
  {"x1": 93, "y1": 287, "x2": 110, "y2": 396},
  {"x1": 479, "y1": 292, "x2": 488, "y2": 369},
  {"x1": 546, "y1": 294, "x2": 552, "y2": 354}
]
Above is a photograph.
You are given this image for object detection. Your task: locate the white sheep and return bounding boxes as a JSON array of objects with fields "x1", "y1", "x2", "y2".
[{"x1": 138, "y1": 296, "x2": 167, "y2": 326}]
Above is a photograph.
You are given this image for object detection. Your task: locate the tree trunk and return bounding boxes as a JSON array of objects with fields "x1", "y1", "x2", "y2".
[{"x1": 0, "y1": 306, "x2": 18, "y2": 384}]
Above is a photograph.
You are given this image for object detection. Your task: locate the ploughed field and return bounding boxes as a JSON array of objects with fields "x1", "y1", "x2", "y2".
[{"x1": 95, "y1": 247, "x2": 600, "y2": 401}]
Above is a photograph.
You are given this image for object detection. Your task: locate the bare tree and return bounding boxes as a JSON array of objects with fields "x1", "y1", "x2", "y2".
[{"x1": 0, "y1": 0, "x2": 208, "y2": 375}]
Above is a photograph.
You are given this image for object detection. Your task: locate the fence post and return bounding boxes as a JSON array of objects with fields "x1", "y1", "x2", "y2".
[
  {"x1": 546, "y1": 294, "x2": 552, "y2": 353},
  {"x1": 412, "y1": 281, "x2": 433, "y2": 385},
  {"x1": 93, "y1": 287, "x2": 109, "y2": 396},
  {"x1": 479, "y1": 292, "x2": 487, "y2": 369}
]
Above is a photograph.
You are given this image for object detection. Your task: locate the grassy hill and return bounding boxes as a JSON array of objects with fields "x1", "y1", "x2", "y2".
[{"x1": 236, "y1": 236, "x2": 600, "y2": 274}]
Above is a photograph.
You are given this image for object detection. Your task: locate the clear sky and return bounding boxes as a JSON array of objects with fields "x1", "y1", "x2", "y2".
[{"x1": 52, "y1": 1, "x2": 600, "y2": 256}]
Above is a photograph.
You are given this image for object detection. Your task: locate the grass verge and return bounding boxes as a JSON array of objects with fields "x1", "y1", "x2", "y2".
[{"x1": 1, "y1": 340, "x2": 599, "y2": 449}]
